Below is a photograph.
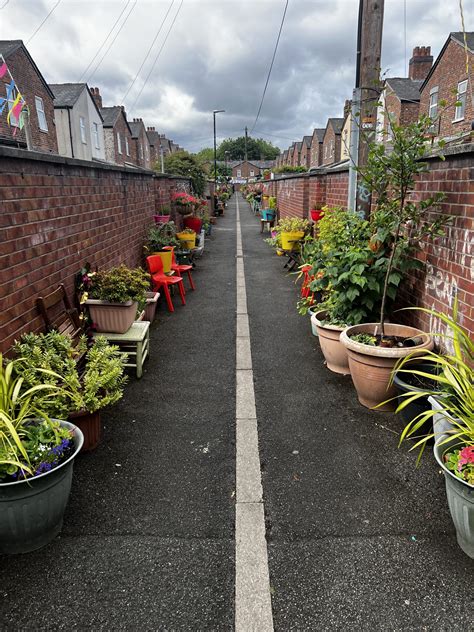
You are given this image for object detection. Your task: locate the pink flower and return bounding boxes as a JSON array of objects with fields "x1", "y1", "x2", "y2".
[{"x1": 457, "y1": 446, "x2": 474, "y2": 471}]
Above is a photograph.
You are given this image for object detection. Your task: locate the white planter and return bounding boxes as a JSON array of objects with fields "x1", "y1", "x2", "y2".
[
  {"x1": 429, "y1": 395, "x2": 455, "y2": 437},
  {"x1": 434, "y1": 436, "x2": 474, "y2": 558},
  {"x1": 309, "y1": 311, "x2": 319, "y2": 337}
]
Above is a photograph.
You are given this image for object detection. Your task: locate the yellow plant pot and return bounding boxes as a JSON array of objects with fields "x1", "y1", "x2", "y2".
[
  {"x1": 176, "y1": 232, "x2": 196, "y2": 249},
  {"x1": 281, "y1": 231, "x2": 304, "y2": 251},
  {"x1": 153, "y1": 250, "x2": 173, "y2": 273}
]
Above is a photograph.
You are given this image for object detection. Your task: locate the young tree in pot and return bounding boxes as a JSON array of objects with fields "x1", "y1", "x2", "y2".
[{"x1": 340, "y1": 114, "x2": 449, "y2": 409}]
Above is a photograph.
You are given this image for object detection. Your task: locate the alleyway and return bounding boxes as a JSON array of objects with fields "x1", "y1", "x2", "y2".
[{"x1": 0, "y1": 194, "x2": 472, "y2": 630}]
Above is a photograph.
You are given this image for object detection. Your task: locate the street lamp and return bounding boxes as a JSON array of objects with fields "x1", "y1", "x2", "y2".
[
  {"x1": 213, "y1": 109, "x2": 225, "y2": 189},
  {"x1": 224, "y1": 150, "x2": 230, "y2": 178}
]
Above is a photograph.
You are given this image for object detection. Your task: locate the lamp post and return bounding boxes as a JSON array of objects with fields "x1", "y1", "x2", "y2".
[
  {"x1": 213, "y1": 109, "x2": 225, "y2": 190},
  {"x1": 224, "y1": 150, "x2": 229, "y2": 179}
]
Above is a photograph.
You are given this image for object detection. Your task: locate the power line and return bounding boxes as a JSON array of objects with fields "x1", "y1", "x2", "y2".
[
  {"x1": 27, "y1": 0, "x2": 62, "y2": 44},
  {"x1": 249, "y1": 0, "x2": 289, "y2": 134},
  {"x1": 88, "y1": 0, "x2": 138, "y2": 83},
  {"x1": 0, "y1": 1, "x2": 10, "y2": 10},
  {"x1": 254, "y1": 129, "x2": 296, "y2": 141},
  {"x1": 78, "y1": 0, "x2": 132, "y2": 82},
  {"x1": 122, "y1": 0, "x2": 175, "y2": 103},
  {"x1": 128, "y1": 0, "x2": 183, "y2": 110}
]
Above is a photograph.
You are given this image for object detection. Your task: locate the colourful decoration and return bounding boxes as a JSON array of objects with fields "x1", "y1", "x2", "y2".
[{"x1": 0, "y1": 55, "x2": 29, "y2": 134}]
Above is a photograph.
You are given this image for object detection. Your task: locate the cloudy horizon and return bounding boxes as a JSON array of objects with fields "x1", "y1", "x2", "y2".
[{"x1": 0, "y1": 0, "x2": 472, "y2": 153}]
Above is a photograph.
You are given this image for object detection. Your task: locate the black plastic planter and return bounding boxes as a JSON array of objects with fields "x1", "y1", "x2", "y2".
[{"x1": 393, "y1": 362, "x2": 439, "y2": 435}]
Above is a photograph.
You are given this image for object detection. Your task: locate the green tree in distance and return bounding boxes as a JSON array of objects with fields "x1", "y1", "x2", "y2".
[
  {"x1": 158, "y1": 150, "x2": 206, "y2": 196},
  {"x1": 197, "y1": 136, "x2": 280, "y2": 161}
]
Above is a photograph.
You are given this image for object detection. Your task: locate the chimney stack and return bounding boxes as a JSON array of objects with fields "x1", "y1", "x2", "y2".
[
  {"x1": 343, "y1": 99, "x2": 352, "y2": 119},
  {"x1": 90, "y1": 86, "x2": 102, "y2": 109},
  {"x1": 409, "y1": 45, "x2": 433, "y2": 81}
]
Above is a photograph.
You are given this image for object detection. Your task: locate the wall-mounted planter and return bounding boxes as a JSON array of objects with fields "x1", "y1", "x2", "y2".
[
  {"x1": 85, "y1": 299, "x2": 137, "y2": 333},
  {"x1": 310, "y1": 209, "x2": 324, "y2": 222},
  {"x1": 154, "y1": 214, "x2": 171, "y2": 224}
]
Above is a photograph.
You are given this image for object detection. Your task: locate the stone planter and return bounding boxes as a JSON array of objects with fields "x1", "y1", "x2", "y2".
[
  {"x1": 144, "y1": 291, "x2": 160, "y2": 322},
  {"x1": 309, "y1": 308, "x2": 319, "y2": 337},
  {"x1": 0, "y1": 420, "x2": 84, "y2": 554},
  {"x1": 340, "y1": 323, "x2": 433, "y2": 411},
  {"x1": 314, "y1": 310, "x2": 349, "y2": 375},
  {"x1": 85, "y1": 299, "x2": 137, "y2": 334},
  {"x1": 434, "y1": 437, "x2": 474, "y2": 559}
]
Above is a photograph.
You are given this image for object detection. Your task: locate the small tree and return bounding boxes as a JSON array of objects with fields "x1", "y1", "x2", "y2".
[
  {"x1": 357, "y1": 114, "x2": 449, "y2": 337},
  {"x1": 159, "y1": 151, "x2": 206, "y2": 196}
]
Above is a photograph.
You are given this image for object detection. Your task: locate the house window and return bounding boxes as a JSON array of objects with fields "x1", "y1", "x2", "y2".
[
  {"x1": 139, "y1": 142, "x2": 143, "y2": 160},
  {"x1": 237, "y1": 169, "x2": 242, "y2": 177},
  {"x1": 428, "y1": 86, "x2": 439, "y2": 120},
  {"x1": 79, "y1": 116, "x2": 87, "y2": 144},
  {"x1": 35, "y1": 96, "x2": 48, "y2": 131},
  {"x1": 92, "y1": 122, "x2": 100, "y2": 149},
  {"x1": 250, "y1": 170, "x2": 254, "y2": 176},
  {"x1": 125, "y1": 136, "x2": 130, "y2": 156},
  {"x1": 117, "y1": 132, "x2": 122, "y2": 154},
  {"x1": 6, "y1": 84, "x2": 19, "y2": 126},
  {"x1": 454, "y1": 80, "x2": 467, "y2": 121}
]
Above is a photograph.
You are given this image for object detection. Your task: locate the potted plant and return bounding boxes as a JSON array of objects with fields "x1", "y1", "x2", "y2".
[
  {"x1": 340, "y1": 114, "x2": 449, "y2": 409},
  {"x1": 144, "y1": 291, "x2": 160, "y2": 321},
  {"x1": 176, "y1": 227, "x2": 197, "y2": 250},
  {"x1": 145, "y1": 222, "x2": 180, "y2": 273},
  {"x1": 310, "y1": 204, "x2": 324, "y2": 222},
  {"x1": 85, "y1": 265, "x2": 150, "y2": 333},
  {"x1": 276, "y1": 217, "x2": 310, "y2": 251},
  {"x1": 13, "y1": 331, "x2": 127, "y2": 452},
  {"x1": 261, "y1": 196, "x2": 277, "y2": 222},
  {"x1": 391, "y1": 304, "x2": 474, "y2": 558},
  {"x1": 153, "y1": 206, "x2": 171, "y2": 223},
  {"x1": 0, "y1": 354, "x2": 84, "y2": 554}
]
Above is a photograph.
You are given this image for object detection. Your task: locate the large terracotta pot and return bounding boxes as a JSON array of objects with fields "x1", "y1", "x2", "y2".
[
  {"x1": 69, "y1": 410, "x2": 102, "y2": 452},
  {"x1": 314, "y1": 310, "x2": 350, "y2": 375},
  {"x1": 340, "y1": 323, "x2": 433, "y2": 411}
]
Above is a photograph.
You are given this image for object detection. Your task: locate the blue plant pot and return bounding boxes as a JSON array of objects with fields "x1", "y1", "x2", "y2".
[{"x1": 261, "y1": 210, "x2": 276, "y2": 221}]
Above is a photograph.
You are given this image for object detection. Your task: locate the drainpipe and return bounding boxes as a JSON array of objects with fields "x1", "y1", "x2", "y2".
[
  {"x1": 67, "y1": 108, "x2": 74, "y2": 158},
  {"x1": 347, "y1": 88, "x2": 360, "y2": 211}
]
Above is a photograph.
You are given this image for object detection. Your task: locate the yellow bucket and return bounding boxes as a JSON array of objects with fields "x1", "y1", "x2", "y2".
[
  {"x1": 281, "y1": 231, "x2": 304, "y2": 251},
  {"x1": 177, "y1": 231, "x2": 196, "y2": 250},
  {"x1": 153, "y1": 250, "x2": 173, "y2": 273}
]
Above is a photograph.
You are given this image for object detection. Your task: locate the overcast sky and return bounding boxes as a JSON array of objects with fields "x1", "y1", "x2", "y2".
[{"x1": 0, "y1": 0, "x2": 472, "y2": 152}]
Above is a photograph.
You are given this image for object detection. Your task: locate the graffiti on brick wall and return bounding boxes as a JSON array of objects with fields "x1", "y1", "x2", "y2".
[
  {"x1": 279, "y1": 179, "x2": 297, "y2": 200},
  {"x1": 425, "y1": 264, "x2": 458, "y2": 305},
  {"x1": 432, "y1": 225, "x2": 474, "y2": 280}
]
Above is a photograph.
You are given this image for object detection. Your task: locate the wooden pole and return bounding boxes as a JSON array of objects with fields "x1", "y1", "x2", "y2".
[{"x1": 355, "y1": 0, "x2": 384, "y2": 218}]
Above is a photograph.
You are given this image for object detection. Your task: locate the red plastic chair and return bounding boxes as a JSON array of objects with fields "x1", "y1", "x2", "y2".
[
  {"x1": 168, "y1": 249, "x2": 196, "y2": 291},
  {"x1": 146, "y1": 255, "x2": 186, "y2": 313}
]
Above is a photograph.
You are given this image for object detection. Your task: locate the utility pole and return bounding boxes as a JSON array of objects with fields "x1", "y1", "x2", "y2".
[
  {"x1": 244, "y1": 126, "x2": 248, "y2": 162},
  {"x1": 349, "y1": 0, "x2": 384, "y2": 218},
  {"x1": 213, "y1": 109, "x2": 225, "y2": 190}
]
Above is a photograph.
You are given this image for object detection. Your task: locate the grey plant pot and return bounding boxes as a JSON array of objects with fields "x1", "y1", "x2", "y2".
[
  {"x1": 0, "y1": 420, "x2": 84, "y2": 554},
  {"x1": 434, "y1": 437, "x2": 474, "y2": 559}
]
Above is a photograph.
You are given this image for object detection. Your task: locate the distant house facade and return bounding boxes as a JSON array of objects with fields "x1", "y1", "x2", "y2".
[
  {"x1": 291, "y1": 141, "x2": 302, "y2": 167},
  {"x1": 100, "y1": 104, "x2": 134, "y2": 166},
  {"x1": 50, "y1": 82, "x2": 105, "y2": 161},
  {"x1": 309, "y1": 128, "x2": 325, "y2": 168},
  {"x1": 300, "y1": 136, "x2": 312, "y2": 168},
  {"x1": 419, "y1": 32, "x2": 474, "y2": 139},
  {"x1": 0, "y1": 40, "x2": 57, "y2": 153},
  {"x1": 322, "y1": 118, "x2": 344, "y2": 165},
  {"x1": 231, "y1": 160, "x2": 274, "y2": 179},
  {"x1": 129, "y1": 118, "x2": 151, "y2": 169}
]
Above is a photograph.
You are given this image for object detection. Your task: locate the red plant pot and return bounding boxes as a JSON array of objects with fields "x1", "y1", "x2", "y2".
[
  {"x1": 183, "y1": 217, "x2": 203, "y2": 233},
  {"x1": 310, "y1": 209, "x2": 324, "y2": 222},
  {"x1": 154, "y1": 214, "x2": 171, "y2": 224}
]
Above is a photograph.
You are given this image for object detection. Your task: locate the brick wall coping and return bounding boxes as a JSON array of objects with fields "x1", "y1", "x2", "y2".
[{"x1": 0, "y1": 145, "x2": 154, "y2": 176}]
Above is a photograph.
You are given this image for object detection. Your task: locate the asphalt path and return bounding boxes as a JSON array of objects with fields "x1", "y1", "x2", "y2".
[{"x1": 0, "y1": 204, "x2": 237, "y2": 630}]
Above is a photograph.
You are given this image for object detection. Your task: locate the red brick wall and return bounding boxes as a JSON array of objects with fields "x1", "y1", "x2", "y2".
[
  {"x1": 273, "y1": 145, "x2": 474, "y2": 338},
  {"x1": 0, "y1": 147, "x2": 190, "y2": 352},
  {"x1": 0, "y1": 47, "x2": 58, "y2": 154},
  {"x1": 322, "y1": 125, "x2": 341, "y2": 165},
  {"x1": 419, "y1": 38, "x2": 474, "y2": 139}
]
